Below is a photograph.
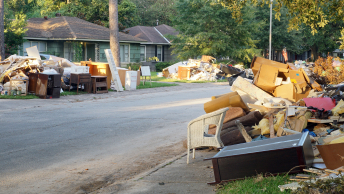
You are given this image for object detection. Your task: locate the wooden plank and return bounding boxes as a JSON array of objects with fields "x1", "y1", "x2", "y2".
[
  {"x1": 296, "y1": 174, "x2": 311, "y2": 179},
  {"x1": 235, "y1": 120, "x2": 252, "y2": 142},
  {"x1": 269, "y1": 114, "x2": 275, "y2": 138},
  {"x1": 104, "y1": 49, "x2": 123, "y2": 92},
  {"x1": 303, "y1": 169, "x2": 322, "y2": 175},
  {"x1": 247, "y1": 104, "x2": 271, "y2": 112},
  {"x1": 323, "y1": 133, "x2": 344, "y2": 144},
  {"x1": 308, "y1": 118, "x2": 344, "y2": 123}
]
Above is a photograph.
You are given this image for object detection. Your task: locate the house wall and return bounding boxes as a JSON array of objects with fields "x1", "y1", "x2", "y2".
[
  {"x1": 163, "y1": 45, "x2": 177, "y2": 62},
  {"x1": 22, "y1": 39, "x2": 142, "y2": 67}
]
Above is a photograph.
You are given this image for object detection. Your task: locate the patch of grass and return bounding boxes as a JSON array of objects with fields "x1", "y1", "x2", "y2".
[
  {"x1": 150, "y1": 72, "x2": 228, "y2": 83},
  {"x1": 60, "y1": 91, "x2": 88, "y2": 96},
  {"x1": 0, "y1": 94, "x2": 39, "y2": 99},
  {"x1": 217, "y1": 174, "x2": 291, "y2": 194},
  {"x1": 137, "y1": 81, "x2": 178, "y2": 89}
]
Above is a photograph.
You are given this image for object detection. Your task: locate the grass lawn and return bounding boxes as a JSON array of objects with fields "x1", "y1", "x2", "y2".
[
  {"x1": 217, "y1": 174, "x2": 291, "y2": 194},
  {"x1": 150, "y1": 72, "x2": 228, "y2": 83},
  {"x1": 0, "y1": 94, "x2": 39, "y2": 99},
  {"x1": 137, "y1": 81, "x2": 178, "y2": 89}
]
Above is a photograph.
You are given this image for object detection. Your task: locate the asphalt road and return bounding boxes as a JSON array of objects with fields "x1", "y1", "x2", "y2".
[{"x1": 0, "y1": 82, "x2": 230, "y2": 194}]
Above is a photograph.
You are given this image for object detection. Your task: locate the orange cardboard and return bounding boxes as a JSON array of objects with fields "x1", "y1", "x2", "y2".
[
  {"x1": 251, "y1": 56, "x2": 289, "y2": 76},
  {"x1": 273, "y1": 83, "x2": 311, "y2": 102},
  {"x1": 253, "y1": 64, "x2": 279, "y2": 93}
]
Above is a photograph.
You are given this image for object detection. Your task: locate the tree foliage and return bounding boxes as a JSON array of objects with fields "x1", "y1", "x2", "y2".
[
  {"x1": 130, "y1": 0, "x2": 176, "y2": 26},
  {"x1": 171, "y1": 0, "x2": 260, "y2": 63},
  {"x1": 216, "y1": 0, "x2": 344, "y2": 48}
]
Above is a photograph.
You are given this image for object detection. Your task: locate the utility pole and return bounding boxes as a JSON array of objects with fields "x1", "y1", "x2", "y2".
[
  {"x1": 269, "y1": 0, "x2": 273, "y2": 60},
  {"x1": 109, "y1": 0, "x2": 120, "y2": 67}
]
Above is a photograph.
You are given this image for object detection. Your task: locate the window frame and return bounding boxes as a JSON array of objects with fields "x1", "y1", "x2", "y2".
[
  {"x1": 140, "y1": 45, "x2": 146, "y2": 62},
  {"x1": 157, "y1": 45, "x2": 162, "y2": 61},
  {"x1": 23, "y1": 41, "x2": 47, "y2": 55},
  {"x1": 120, "y1": 44, "x2": 130, "y2": 63}
]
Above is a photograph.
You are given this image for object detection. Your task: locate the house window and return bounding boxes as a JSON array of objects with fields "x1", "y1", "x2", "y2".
[
  {"x1": 23, "y1": 41, "x2": 47, "y2": 55},
  {"x1": 120, "y1": 44, "x2": 129, "y2": 62},
  {"x1": 140, "y1": 46, "x2": 146, "y2": 62},
  {"x1": 157, "y1": 45, "x2": 162, "y2": 61},
  {"x1": 64, "y1": 42, "x2": 75, "y2": 61}
]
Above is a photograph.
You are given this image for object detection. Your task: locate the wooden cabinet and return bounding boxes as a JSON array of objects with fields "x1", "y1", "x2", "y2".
[
  {"x1": 91, "y1": 76, "x2": 108, "y2": 94},
  {"x1": 69, "y1": 73, "x2": 91, "y2": 93}
]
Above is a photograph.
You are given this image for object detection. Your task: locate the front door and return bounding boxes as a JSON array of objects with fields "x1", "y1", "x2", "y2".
[{"x1": 86, "y1": 44, "x2": 95, "y2": 61}]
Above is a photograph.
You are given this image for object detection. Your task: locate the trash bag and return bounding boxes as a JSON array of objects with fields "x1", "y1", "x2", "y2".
[{"x1": 227, "y1": 71, "x2": 247, "y2": 86}]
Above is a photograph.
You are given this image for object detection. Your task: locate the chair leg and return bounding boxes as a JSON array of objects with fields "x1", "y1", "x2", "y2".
[
  {"x1": 192, "y1": 148, "x2": 195, "y2": 159},
  {"x1": 187, "y1": 148, "x2": 190, "y2": 164}
]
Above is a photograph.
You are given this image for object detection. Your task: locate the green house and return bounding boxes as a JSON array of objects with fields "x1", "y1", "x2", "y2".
[{"x1": 23, "y1": 16, "x2": 147, "y2": 67}]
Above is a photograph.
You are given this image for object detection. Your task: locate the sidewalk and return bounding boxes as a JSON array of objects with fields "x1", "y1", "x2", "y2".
[{"x1": 99, "y1": 149, "x2": 219, "y2": 194}]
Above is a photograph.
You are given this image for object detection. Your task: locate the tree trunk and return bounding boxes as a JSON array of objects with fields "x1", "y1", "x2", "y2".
[
  {"x1": 310, "y1": 46, "x2": 318, "y2": 61},
  {"x1": 109, "y1": 0, "x2": 120, "y2": 67},
  {"x1": 0, "y1": 0, "x2": 5, "y2": 61}
]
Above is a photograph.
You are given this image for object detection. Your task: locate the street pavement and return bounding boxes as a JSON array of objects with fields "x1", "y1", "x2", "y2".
[{"x1": 0, "y1": 82, "x2": 230, "y2": 194}]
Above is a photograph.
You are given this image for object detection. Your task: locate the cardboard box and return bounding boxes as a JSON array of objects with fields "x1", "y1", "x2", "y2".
[
  {"x1": 273, "y1": 83, "x2": 311, "y2": 102},
  {"x1": 253, "y1": 64, "x2": 279, "y2": 93},
  {"x1": 250, "y1": 56, "x2": 289, "y2": 76}
]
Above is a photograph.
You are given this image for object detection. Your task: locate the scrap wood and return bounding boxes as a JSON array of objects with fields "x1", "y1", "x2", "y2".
[
  {"x1": 0, "y1": 59, "x2": 28, "y2": 82},
  {"x1": 303, "y1": 169, "x2": 323, "y2": 175},
  {"x1": 296, "y1": 174, "x2": 312, "y2": 179},
  {"x1": 269, "y1": 114, "x2": 275, "y2": 138},
  {"x1": 323, "y1": 133, "x2": 344, "y2": 144},
  {"x1": 235, "y1": 120, "x2": 252, "y2": 142}
]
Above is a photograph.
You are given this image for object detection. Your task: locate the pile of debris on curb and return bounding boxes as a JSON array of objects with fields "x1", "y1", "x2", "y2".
[
  {"x1": 161, "y1": 55, "x2": 250, "y2": 81},
  {"x1": 186, "y1": 56, "x2": 344, "y2": 191}
]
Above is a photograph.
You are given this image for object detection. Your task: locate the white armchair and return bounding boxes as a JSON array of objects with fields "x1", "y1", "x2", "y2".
[{"x1": 187, "y1": 107, "x2": 228, "y2": 164}]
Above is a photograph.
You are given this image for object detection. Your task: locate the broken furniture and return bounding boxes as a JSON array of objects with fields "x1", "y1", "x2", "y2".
[
  {"x1": 204, "y1": 91, "x2": 249, "y2": 113},
  {"x1": 91, "y1": 76, "x2": 108, "y2": 94},
  {"x1": 178, "y1": 66, "x2": 192, "y2": 80},
  {"x1": 81, "y1": 61, "x2": 112, "y2": 89},
  {"x1": 29, "y1": 73, "x2": 61, "y2": 99},
  {"x1": 69, "y1": 73, "x2": 91, "y2": 94},
  {"x1": 208, "y1": 132, "x2": 314, "y2": 184},
  {"x1": 187, "y1": 107, "x2": 229, "y2": 164}
]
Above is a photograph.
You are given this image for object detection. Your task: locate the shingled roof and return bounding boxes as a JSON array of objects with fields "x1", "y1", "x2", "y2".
[
  {"x1": 25, "y1": 16, "x2": 146, "y2": 42},
  {"x1": 125, "y1": 24, "x2": 178, "y2": 44}
]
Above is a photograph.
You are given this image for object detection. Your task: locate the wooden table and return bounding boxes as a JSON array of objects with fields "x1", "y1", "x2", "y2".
[
  {"x1": 91, "y1": 76, "x2": 108, "y2": 94},
  {"x1": 69, "y1": 73, "x2": 91, "y2": 94}
]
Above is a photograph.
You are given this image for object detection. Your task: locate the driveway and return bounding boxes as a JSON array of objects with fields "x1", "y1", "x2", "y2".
[{"x1": 0, "y1": 82, "x2": 230, "y2": 194}]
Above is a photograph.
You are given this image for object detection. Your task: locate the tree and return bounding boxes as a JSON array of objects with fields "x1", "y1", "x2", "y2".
[
  {"x1": 252, "y1": 4, "x2": 305, "y2": 56},
  {"x1": 0, "y1": 0, "x2": 4, "y2": 60},
  {"x1": 170, "y1": 0, "x2": 260, "y2": 63},
  {"x1": 118, "y1": 0, "x2": 140, "y2": 28},
  {"x1": 4, "y1": 14, "x2": 27, "y2": 58},
  {"x1": 109, "y1": 0, "x2": 120, "y2": 67},
  {"x1": 216, "y1": 0, "x2": 344, "y2": 49}
]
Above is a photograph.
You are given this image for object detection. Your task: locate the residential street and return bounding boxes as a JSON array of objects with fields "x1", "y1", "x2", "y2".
[{"x1": 0, "y1": 82, "x2": 230, "y2": 194}]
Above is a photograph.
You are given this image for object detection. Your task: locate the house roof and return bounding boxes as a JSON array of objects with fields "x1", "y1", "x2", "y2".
[
  {"x1": 25, "y1": 16, "x2": 147, "y2": 43},
  {"x1": 155, "y1": 24, "x2": 179, "y2": 37},
  {"x1": 125, "y1": 24, "x2": 178, "y2": 44}
]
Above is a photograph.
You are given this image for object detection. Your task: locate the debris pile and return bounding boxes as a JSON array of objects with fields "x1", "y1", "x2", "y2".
[
  {"x1": 187, "y1": 56, "x2": 344, "y2": 189},
  {"x1": 0, "y1": 46, "x2": 76, "y2": 98},
  {"x1": 162, "y1": 55, "x2": 247, "y2": 81}
]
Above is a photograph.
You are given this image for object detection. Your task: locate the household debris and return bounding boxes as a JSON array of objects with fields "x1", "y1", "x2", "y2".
[
  {"x1": 0, "y1": 47, "x2": 132, "y2": 97},
  {"x1": 161, "y1": 55, "x2": 249, "y2": 81},
  {"x1": 186, "y1": 55, "x2": 344, "y2": 187}
]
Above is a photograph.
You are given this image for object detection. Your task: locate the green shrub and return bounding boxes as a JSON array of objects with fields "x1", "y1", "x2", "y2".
[
  {"x1": 156, "y1": 61, "x2": 174, "y2": 72},
  {"x1": 127, "y1": 63, "x2": 142, "y2": 71}
]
